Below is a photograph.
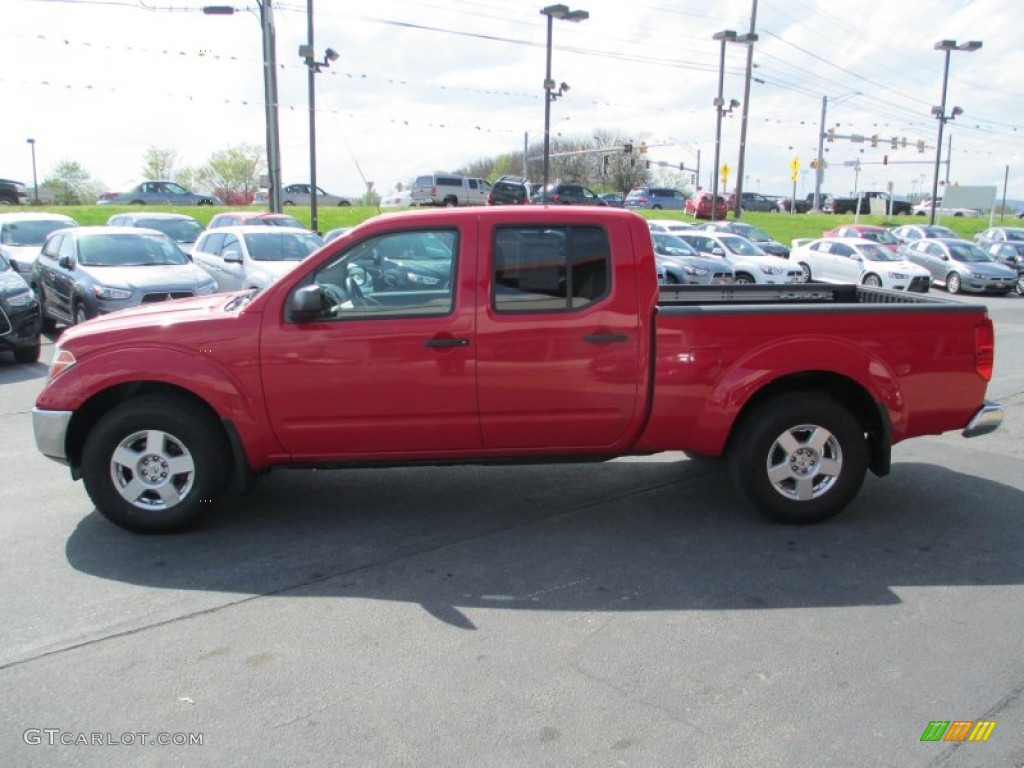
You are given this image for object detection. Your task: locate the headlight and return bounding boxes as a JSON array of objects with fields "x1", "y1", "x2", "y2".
[
  {"x1": 92, "y1": 285, "x2": 133, "y2": 300},
  {"x1": 6, "y1": 288, "x2": 35, "y2": 307},
  {"x1": 759, "y1": 265, "x2": 784, "y2": 275},
  {"x1": 197, "y1": 281, "x2": 218, "y2": 296},
  {"x1": 683, "y1": 266, "x2": 709, "y2": 276},
  {"x1": 969, "y1": 272, "x2": 987, "y2": 280},
  {"x1": 407, "y1": 272, "x2": 440, "y2": 286},
  {"x1": 887, "y1": 272, "x2": 909, "y2": 280}
]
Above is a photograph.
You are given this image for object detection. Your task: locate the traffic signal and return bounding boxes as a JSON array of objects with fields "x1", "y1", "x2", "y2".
[
  {"x1": 639, "y1": 141, "x2": 648, "y2": 155},
  {"x1": 623, "y1": 142, "x2": 633, "y2": 154},
  {"x1": 645, "y1": 161, "x2": 651, "y2": 169},
  {"x1": 827, "y1": 128, "x2": 835, "y2": 142},
  {"x1": 871, "y1": 134, "x2": 879, "y2": 148},
  {"x1": 883, "y1": 155, "x2": 888, "y2": 165},
  {"x1": 917, "y1": 139, "x2": 926, "y2": 153},
  {"x1": 891, "y1": 137, "x2": 898, "y2": 149}
]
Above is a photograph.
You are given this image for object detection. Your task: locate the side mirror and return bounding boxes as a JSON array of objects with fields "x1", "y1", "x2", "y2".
[
  {"x1": 223, "y1": 248, "x2": 243, "y2": 264},
  {"x1": 288, "y1": 284, "x2": 323, "y2": 323},
  {"x1": 711, "y1": 247, "x2": 726, "y2": 256},
  {"x1": 58, "y1": 255, "x2": 73, "y2": 269},
  {"x1": 940, "y1": 254, "x2": 949, "y2": 261}
]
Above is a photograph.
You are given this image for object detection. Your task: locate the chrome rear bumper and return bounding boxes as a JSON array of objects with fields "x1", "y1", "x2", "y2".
[{"x1": 962, "y1": 401, "x2": 1004, "y2": 438}]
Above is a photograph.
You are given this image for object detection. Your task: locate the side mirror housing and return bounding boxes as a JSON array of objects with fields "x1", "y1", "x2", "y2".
[
  {"x1": 288, "y1": 284, "x2": 323, "y2": 323},
  {"x1": 223, "y1": 248, "x2": 243, "y2": 264}
]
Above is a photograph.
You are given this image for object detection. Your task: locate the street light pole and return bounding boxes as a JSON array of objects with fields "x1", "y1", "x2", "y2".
[
  {"x1": 929, "y1": 39, "x2": 981, "y2": 225},
  {"x1": 540, "y1": 4, "x2": 588, "y2": 200},
  {"x1": 26, "y1": 139, "x2": 38, "y2": 204},
  {"x1": 710, "y1": 30, "x2": 754, "y2": 221},
  {"x1": 731, "y1": 0, "x2": 758, "y2": 219},
  {"x1": 300, "y1": 0, "x2": 338, "y2": 235},
  {"x1": 203, "y1": 2, "x2": 282, "y2": 212}
]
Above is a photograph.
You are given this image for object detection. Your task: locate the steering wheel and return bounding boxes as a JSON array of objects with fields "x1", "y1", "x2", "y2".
[
  {"x1": 345, "y1": 275, "x2": 379, "y2": 308},
  {"x1": 318, "y1": 282, "x2": 347, "y2": 316}
]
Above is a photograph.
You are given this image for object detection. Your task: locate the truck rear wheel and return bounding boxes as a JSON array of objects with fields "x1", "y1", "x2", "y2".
[
  {"x1": 81, "y1": 395, "x2": 229, "y2": 533},
  {"x1": 729, "y1": 393, "x2": 867, "y2": 524}
]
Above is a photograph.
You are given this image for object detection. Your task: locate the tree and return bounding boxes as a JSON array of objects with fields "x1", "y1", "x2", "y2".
[
  {"x1": 196, "y1": 144, "x2": 265, "y2": 205},
  {"x1": 140, "y1": 146, "x2": 179, "y2": 180},
  {"x1": 43, "y1": 160, "x2": 95, "y2": 205}
]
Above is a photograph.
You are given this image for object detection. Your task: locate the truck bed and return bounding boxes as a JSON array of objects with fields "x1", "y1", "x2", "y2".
[{"x1": 657, "y1": 283, "x2": 972, "y2": 309}]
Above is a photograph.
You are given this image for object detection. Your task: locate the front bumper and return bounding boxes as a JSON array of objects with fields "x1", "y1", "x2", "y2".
[
  {"x1": 33, "y1": 408, "x2": 73, "y2": 464},
  {"x1": 962, "y1": 401, "x2": 1004, "y2": 438}
]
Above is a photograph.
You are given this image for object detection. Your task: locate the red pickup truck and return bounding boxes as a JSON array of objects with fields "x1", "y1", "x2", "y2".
[{"x1": 33, "y1": 207, "x2": 1003, "y2": 533}]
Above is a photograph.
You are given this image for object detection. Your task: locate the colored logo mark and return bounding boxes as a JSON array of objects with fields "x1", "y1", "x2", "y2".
[{"x1": 920, "y1": 720, "x2": 996, "y2": 742}]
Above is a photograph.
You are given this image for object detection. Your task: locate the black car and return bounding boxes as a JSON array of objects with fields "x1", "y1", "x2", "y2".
[
  {"x1": 532, "y1": 183, "x2": 607, "y2": 205},
  {"x1": 981, "y1": 241, "x2": 1024, "y2": 295},
  {"x1": 487, "y1": 176, "x2": 531, "y2": 206},
  {"x1": 0, "y1": 251, "x2": 42, "y2": 363}
]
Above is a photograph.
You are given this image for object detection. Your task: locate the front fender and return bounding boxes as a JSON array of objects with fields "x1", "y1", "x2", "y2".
[{"x1": 36, "y1": 345, "x2": 283, "y2": 470}]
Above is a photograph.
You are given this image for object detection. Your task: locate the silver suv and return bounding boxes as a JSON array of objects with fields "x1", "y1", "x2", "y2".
[{"x1": 410, "y1": 174, "x2": 490, "y2": 207}]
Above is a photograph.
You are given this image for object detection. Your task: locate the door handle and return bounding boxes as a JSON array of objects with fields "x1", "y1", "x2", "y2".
[
  {"x1": 583, "y1": 333, "x2": 628, "y2": 344},
  {"x1": 424, "y1": 337, "x2": 470, "y2": 348}
]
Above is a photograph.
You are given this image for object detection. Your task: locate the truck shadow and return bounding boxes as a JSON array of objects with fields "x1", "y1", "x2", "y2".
[{"x1": 65, "y1": 459, "x2": 1024, "y2": 628}]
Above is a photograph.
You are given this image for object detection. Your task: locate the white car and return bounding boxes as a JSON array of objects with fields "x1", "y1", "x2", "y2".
[
  {"x1": 791, "y1": 237, "x2": 931, "y2": 292},
  {"x1": 673, "y1": 231, "x2": 804, "y2": 285},
  {"x1": 191, "y1": 225, "x2": 324, "y2": 292},
  {"x1": 0, "y1": 212, "x2": 78, "y2": 277},
  {"x1": 646, "y1": 218, "x2": 695, "y2": 234}
]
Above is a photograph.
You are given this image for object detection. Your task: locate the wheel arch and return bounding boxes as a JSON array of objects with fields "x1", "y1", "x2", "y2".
[{"x1": 726, "y1": 371, "x2": 891, "y2": 477}]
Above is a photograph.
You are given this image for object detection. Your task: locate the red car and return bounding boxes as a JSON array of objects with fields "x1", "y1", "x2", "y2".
[
  {"x1": 823, "y1": 224, "x2": 901, "y2": 254},
  {"x1": 686, "y1": 191, "x2": 728, "y2": 219}
]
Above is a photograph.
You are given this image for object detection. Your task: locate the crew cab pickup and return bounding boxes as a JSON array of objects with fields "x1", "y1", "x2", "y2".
[
  {"x1": 32, "y1": 207, "x2": 1004, "y2": 534},
  {"x1": 826, "y1": 191, "x2": 913, "y2": 216}
]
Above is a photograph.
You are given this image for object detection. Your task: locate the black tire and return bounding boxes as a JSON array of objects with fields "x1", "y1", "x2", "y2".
[
  {"x1": 443, "y1": 198, "x2": 457, "y2": 208},
  {"x1": 728, "y1": 393, "x2": 868, "y2": 524},
  {"x1": 14, "y1": 343, "x2": 41, "y2": 363},
  {"x1": 862, "y1": 273, "x2": 882, "y2": 288},
  {"x1": 734, "y1": 273, "x2": 755, "y2": 285},
  {"x1": 945, "y1": 272, "x2": 961, "y2": 294},
  {"x1": 652, "y1": 205, "x2": 662, "y2": 210},
  {"x1": 338, "y1": 200, "x2": 351, "y2": 206},
  {"x1": 81, "y1": 395, "x2": 229, "y2": 533},
  {"x1": 73, "y1": 303, "x2": 88, "y2": 326},
  {"x1": 39, "y1": 297, "x2": 58, "y2": 332},
  {"x1": 1015, "y1": 276, "x2": 1024, "y2": 296},
  {"x1": 799, "y1": 262, "x2": 812, "y2": 282}
]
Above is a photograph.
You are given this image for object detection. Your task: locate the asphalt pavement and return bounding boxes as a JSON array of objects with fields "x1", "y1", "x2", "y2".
[{"x1": 1, "y1": 292, "x2": 1022, "y2": 767}]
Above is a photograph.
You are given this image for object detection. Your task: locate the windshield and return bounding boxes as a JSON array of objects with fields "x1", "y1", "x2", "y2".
[
  {"x1": 858, "y1": 229, "x2": 899, "y2": 245},
  {"x1": 720, "y1": 235, "x2": 765, "y2": 256},
  {"x1": 733, "y1": 224, "x2": 772, "y2": 242},
  {"x1": 136, "y1": 218, "x2": 204, "y2": 243},
  {"x1": 924, "y1": 226, "x2": 957, "y2": 238},
  {"x1": 947, "y1": 243, "x2": 995, "y2": 263},
  {"x1": 653, "y1": 233, "x2": 697, "y2": 257},
  {"x1": 857, "y1": 243, "x2": 898, "y2": 261},
  {"x1": 77, "y1": 233, "x2": 189, "y2": 266},
  {"x1": 242, "y1": 231, "x2": 324, "y2": 261},
  {"x1": 1, "y1": 219, "x2": 75, "y2": 246}
]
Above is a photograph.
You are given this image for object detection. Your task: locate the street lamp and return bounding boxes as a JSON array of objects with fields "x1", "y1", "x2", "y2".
[
  {"x1": 299, "y1": 0, "x2": 339, "y2": 234},
  {"x1": 203, "y1": 2, "x2": 283, "y2": 213},
  {"x1": 929, "y1": 39, "x2": 981, "y2": 225},
  {"x1": 26, "y1": 139, "x2": 38, "y2": 204},
  {"x1": 710, "y1": 30, "x2": 756, "y2": 221},
  {"x1": 540, "y1": 4, "x2": 588, "y2": 200}
]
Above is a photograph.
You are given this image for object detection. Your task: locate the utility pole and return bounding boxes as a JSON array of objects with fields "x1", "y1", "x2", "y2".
[{"x1": 732, "y1": 0, "x2": 758, "y2": 219}]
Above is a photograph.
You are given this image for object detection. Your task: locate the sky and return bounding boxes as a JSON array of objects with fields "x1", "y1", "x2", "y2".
[{"x1": 3, "y1": 0, "x2": 1023, "y2": 204}]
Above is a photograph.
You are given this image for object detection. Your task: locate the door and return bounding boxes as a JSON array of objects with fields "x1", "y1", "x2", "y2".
[
  {"x1": 825, "y1": 242, "x2": 861, "y2": 282},
  {"x1": 475, "y1": 221, "x2": 642, "y2": 451},
  {"x1": 218, "y1": 233, "x2": 246, "y2": 291},
  {"x1": 260, "y1": 226, "x2": 480, "y2": 459}
]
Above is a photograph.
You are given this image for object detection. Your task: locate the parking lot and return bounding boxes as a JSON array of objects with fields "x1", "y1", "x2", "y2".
[{"x1": 1, "y1": 290, "x2": 1023, "y2": 766}]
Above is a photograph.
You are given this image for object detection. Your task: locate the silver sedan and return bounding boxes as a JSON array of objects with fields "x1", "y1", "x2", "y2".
[{"x1": 901, "y1": 238, "x2": 1018, "y2": 294}]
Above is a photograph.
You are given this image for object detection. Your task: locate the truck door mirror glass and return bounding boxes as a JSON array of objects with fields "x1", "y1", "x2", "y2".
[{"x1": 288, "y1": 284, "x2": 324, "y2": 322}]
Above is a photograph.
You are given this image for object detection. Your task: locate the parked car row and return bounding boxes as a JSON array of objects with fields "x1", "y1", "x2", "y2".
[{"x1": 794, "y1": 223, "x2": 1024, "y2": 295}]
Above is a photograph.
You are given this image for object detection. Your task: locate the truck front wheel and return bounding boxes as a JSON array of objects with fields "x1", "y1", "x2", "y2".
[
  {"x1": 81, "y1": 395, "x2": 229, "y2": 533},
  {"x1": 729, "y1": 393, "x2": 868, "y2": 524}
]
